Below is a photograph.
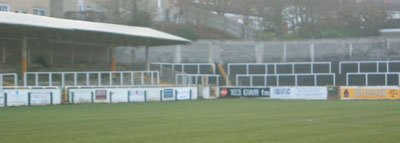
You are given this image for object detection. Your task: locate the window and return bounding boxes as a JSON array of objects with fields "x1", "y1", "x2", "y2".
[
  {"x1": 33, "y1": 8, "x2": 45, "y2": 16},
  {"x1": 15, "y1": 9, "x2": 27, "y2": 13},
  {"x1": 77, "y1": 4, "x2": 83, "y2": 11},
  {"x1": 0, "y1": 4, "x2": 10, "y2": 12},
  {"x1": 86, "y1": 5, "x2": 92, "y2": 10}
]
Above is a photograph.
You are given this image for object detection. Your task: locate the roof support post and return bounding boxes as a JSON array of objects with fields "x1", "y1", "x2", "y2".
[
  {"x1": 145, "y1": 40, "x2": 150, "y2": 71},
  {"x1": 111, "y1": 48, "x2": 116, "y2": 73},
  {"x1": 22, "y1": 35, "x2": 27, "y2": 77}
]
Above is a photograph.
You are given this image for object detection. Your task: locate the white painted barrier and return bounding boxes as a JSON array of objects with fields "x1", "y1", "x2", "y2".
[
  {"x1": 68, "y1": 86, "x2": 198, "y2": 104},
  {"x1": 128, "y1": 90, "x2": 146, "y2": 102},
  {"x1": 271, "y1": 87, "x2": 328, "y2": 100},
  {"x1": 0, "y1": 91, "x2": 5, "y2": 107},
  {"x1": 0, "y1": 88, "x2": 61, "y2": 107},
  {"x1": 201, "y1": 86, "x2": 219, "y2": 99}
]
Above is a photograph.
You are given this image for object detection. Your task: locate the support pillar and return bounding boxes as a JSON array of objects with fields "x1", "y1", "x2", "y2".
[
  {"x1": 282, "y1": 42, "x2": 287, "y2": 62},
  {"x1": 208, "y1": 42, "x2": 216, "y2": 63},
  {"x1": 111, "y1": 48, "x2": 116, "y2": 72},
  {"x1": 22, "y1": 36, "x2": 27, "y2": 77},
  {"x1": 175, "y1": 45, "x2": 182, "y2": 63},
  {"x1": 145, "y1": 44, "x2": 150, "y2": 71},
  {"x1": 349, "y1": 42, "x2": 353, "y2": 60},
  {"x1": 255, "y1": 43, "x2": 264, "y2": 63},
  {"x1": 310, "y1": 41, "x2": 315, "y2": 62}
]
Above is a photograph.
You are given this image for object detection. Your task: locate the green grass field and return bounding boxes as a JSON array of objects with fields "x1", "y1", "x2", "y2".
[{"x1": 0, "y1": 99, "x2": 399, "y2": 143}]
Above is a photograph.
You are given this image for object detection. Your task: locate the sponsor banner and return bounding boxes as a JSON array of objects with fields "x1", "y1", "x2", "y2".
[
  {"x1": 340, "y1": 87, "x2": 400, "y2": 100},
  {"x1": 163, "y1": 89, "x2": 174, "y2": 99},
  {"x1": 30, "y1": 91, "x2": 51, "y2": 105},
  {"x1": 68, "y1": 87, "x2": 198, "y2": 104},
  {"x1": 95, "y1": 90, "x2": 108, "y2": 102},
  {"x1": 220, "y1": 87, "x2": 270, "y2": 98},
  {"x1": 7, "y1": 90, "x2": 29, "y2": 106},
  {"x1": 176, "y1": 89, "x2": 191, "y2": 100},
  {"x1": 130, "y1": 90, "x2": 146, "y2": 102},
  {"x1": 1, "y1": 89, "x2": 61, "y2": 107},
  {"x1": 271, "y1": 87, "x2": 327, "y2": 100}
]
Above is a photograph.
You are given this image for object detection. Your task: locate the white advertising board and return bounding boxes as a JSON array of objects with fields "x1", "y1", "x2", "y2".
[
  {"x1": 271, "y1": 87, "x2": 327, "y2": 100},
  {"x1": 176, "y1": 89, "x2": 191, "y2": 100},
  {"x1": 67, "y1": 86, "x2": 199, "y2": 104},
  {"x1": 177, "y1": 87, "x2": 198, "y2": 100},
  {"x1": 30, "y1": 91, "x2": 51, "y2": 105},
  {"x1": 6, "y1": 90, "x2": 28, "y2": 106},
  {"x1": 94, "y1": 90, "x2": 108, "y2": 103},
  {"x1": 70, "y1": 89, "x2": 92, "y2": 104},
  {"x1": 146, "y1": 88, "x2": 162, "y2": 101},
  {"x1": 1, "y1": 89, "x2": 61, "y2": 107},
  {"x1": 129, "y1": 90, "x2": 146, "y2": 102}
]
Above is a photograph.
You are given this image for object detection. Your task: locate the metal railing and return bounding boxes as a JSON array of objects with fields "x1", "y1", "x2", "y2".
[
  {"x1": 346, "y1": 72, "x2": 400, "y2": 86},
  {"x1": 0, "y1": 73, "x2": 18, "y2": 87},
  {"x1": 152, "y1": 63, "x2": 216, "y2": 75},
  {"x1": 175, "y1": 74, "x2": 221, "y2": 86},
  {"x1": 228, "y1": 62, "x2": 332, "y2": 76},
  {"x1": 236, "y1": 73, "x2": 336, "y2": 86},
  {"x1": 339, "y1": 61, "x2": 400, "y2": 74},
  {"x1": 228, "y1": 62, "x2": 332, "y2": 86},
  {"x1": 24, "y1": 71, "x2": 160, "y2": 86}
]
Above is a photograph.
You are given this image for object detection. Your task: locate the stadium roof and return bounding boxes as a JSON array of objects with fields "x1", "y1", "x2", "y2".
[{"x1": 0, "y1": 12, "x2": 190, "y2": 47}]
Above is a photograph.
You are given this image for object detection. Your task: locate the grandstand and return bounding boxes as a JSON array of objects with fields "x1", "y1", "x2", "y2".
[
  {"x1": 3, "y1": 60, "x2": 400, "y2": 87},
  {"x1": 143, "y1": 60, "x2": 400, "y2": 87}
]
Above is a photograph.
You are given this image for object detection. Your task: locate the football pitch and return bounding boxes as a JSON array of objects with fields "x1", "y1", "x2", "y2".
[{"x1": 0, "y1": 99, "x2": 399, "y2": 143}]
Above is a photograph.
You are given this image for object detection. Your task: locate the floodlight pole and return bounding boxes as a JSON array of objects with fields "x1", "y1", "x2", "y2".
[{"x1": 21, "y1": 35, "x2": 27, "y2": 77}]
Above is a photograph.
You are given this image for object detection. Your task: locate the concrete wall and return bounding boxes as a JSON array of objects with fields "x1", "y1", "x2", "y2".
[{"x1": 133, "y1": 38, "x2": 400, "y2": 65}]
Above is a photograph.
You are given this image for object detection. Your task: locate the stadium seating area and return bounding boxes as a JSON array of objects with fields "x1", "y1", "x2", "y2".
[
  {"x1": 151, "y1": 61, "x2": 400, "y2": 87},
  {"x1": 2, "y1": 61, "x2": 400, "y2": 87}
]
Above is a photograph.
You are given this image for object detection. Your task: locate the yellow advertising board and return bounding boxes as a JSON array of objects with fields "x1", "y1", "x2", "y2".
[{"x1": 340, "y1": 87, "x2": 400, "y2": 100}]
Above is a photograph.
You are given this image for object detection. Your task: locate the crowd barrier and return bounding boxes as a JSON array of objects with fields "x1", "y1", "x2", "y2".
[
  {"x1": 2, "y1": 85, "x2": 400, "y2": 108},
  {"x1": 67, "y1": 86, "x2": 198, "y2": 104},
  {"x1": 0, "y1": 87, "x2": 61, "y2": 107}
]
